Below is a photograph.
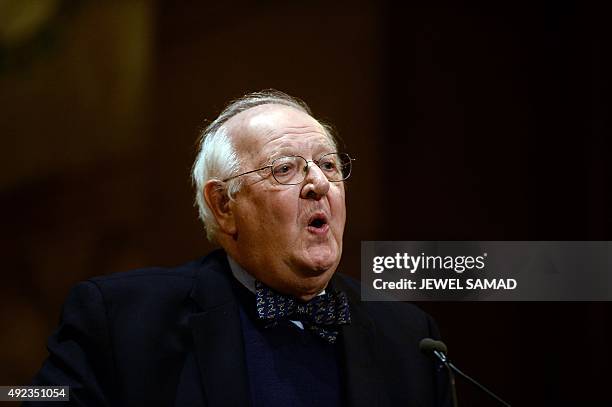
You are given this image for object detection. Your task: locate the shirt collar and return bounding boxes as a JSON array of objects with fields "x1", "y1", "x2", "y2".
[{"x1": 227, "y1": 254, "x2": 257, "y2": 294}]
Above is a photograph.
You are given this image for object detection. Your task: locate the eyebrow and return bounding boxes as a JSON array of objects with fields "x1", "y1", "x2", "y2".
[
  {"x1": 254, "y1": 149, "x2": 284, "y2": 167},
  {"x1": 264, "y1": 146, "x2": 336, "y2": 163}
]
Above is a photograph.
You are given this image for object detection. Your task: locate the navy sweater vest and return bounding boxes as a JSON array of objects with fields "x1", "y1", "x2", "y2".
[{"x1": 234, "y1": 282, "x2": 345, "y2": 407}]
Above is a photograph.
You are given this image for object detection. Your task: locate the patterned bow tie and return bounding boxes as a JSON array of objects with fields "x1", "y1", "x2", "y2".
[{"x1": 255, "y1": 281, "x2": 351, "y2": 344}]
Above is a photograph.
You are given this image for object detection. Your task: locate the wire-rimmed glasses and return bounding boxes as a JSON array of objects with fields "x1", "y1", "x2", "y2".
[{"x1": 222, "y1": 152, "x2": 354, "y2": 185}]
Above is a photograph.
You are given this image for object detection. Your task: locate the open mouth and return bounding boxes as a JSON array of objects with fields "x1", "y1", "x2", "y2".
[{"x1": 308, "y1": 213, "x2": 328, "y2": 230}]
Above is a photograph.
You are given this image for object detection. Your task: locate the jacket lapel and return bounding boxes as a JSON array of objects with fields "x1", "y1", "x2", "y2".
[
  {"x1": 188, "y1": 251, "x2": 250, "y2": 407},
  {"x1": 334, "y1": 276, "x2": 383, "y2": 407}
]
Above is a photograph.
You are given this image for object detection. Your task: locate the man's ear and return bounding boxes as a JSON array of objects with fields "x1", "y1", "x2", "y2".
[{"x1": 203, "y1": 180, "x2": 237, "y2": 236}]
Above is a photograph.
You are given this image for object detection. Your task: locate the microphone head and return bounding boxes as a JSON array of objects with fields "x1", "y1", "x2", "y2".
[{"x1": 419, "y1": 338, "x2": 448, "y2": 354}]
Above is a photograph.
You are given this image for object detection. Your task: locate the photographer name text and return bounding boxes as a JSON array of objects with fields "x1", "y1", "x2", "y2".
[{"x1": 373, "y1": 278, "x2": 517, "y2": 290}]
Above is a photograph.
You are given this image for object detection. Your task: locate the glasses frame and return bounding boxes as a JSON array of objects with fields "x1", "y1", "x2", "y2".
[{"x1": 222, "y1": 152, "x2": 355, "y2": 185}]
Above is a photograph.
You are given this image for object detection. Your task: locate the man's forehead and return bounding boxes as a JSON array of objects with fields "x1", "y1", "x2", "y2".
[{"x1": 225, "y1": 104, "x2": 329, "y2": 147}]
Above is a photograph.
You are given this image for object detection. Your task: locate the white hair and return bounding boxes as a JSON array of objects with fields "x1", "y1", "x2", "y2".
[{"x1": 192, "y1": 89, "x2": 338, "y2": 242}]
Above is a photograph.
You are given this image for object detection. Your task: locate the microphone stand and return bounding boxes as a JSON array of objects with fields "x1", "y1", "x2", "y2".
[
  {"x1": 431, "y1": 350, "x2": 511, "y2": 407},
  {"x1": 433, "y1": 349, "x2": 459, "y2": 407}
]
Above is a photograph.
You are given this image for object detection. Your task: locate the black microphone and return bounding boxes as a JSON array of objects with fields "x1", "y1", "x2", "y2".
[
  {"x1": 419, "y1": 338, "x2": 511, "y2": 407},
  {"x1": 419, "y1": 338, "x2": 448, "y2": 354}
]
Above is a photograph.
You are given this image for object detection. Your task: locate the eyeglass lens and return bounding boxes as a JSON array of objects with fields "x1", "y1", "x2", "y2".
[{"x1": 271, "y1": 153, "x2": 351, "y2": 185}]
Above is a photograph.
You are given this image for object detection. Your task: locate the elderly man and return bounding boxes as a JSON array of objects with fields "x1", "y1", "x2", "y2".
[{"x1": 30, "y1": 90, "x2": 449, "y2": 406}]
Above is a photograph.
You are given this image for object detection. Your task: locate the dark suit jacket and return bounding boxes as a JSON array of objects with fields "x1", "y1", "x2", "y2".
[{"x1": 29, "y1": 249, "x2": 450, "y2": 406}]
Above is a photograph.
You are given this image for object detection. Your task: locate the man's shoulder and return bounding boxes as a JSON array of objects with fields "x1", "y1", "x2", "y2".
[
  {"x1": 90, "y1": 258, "x2": 200, "y2": 285},
  {"x1": 83, "y1": 249, "x2": 228, "y2": 304}
]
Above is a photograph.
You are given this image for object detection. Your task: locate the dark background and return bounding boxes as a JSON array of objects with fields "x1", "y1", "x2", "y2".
[{"x1": 1, "y1": 0, "x2": 610, "y2": 405}]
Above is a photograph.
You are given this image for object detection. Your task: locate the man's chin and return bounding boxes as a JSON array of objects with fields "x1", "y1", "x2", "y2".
[{"x1": 299, "y1": 247, "x2": 340, "y2": 275}]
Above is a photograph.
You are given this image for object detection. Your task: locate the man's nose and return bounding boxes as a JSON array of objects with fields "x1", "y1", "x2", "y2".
[{"x1": 300, "y1": 162, "x2": 330, "y2": 200}]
